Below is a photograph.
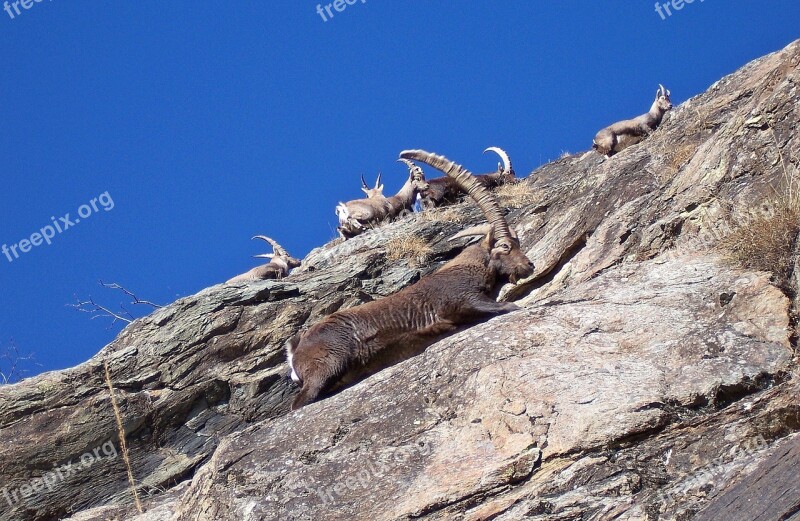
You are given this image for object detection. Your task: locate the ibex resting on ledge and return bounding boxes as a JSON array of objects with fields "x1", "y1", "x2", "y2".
[
  {"x1": 335, "y1": 160, "x2": 429, "y2": 239},
  {"x1": 226, "y1": 236, "x2": 301, "y2": 283},
  {"x1": 287, "y1": 150, "x2": 535, "y2": 409},
  {"x1": 418, "y1": 147, "x2": 517, "y2": 209},
  {"x1": 593, "y1": 85, "x2": 672, "y2": 157}
]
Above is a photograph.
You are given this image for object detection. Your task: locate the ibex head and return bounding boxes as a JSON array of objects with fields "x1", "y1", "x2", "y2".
[
  {"x1": 252, "y1": 235, "x2": 301, "y2": 269},
  {"x1": 399, "y1": 150, "x2": 534, "y2": 284},
  {"x1": 360, "y1": 173, "x2": 384, "y2": 198},
  {"x1": 656, "y1": 84, "x2": 673, "y2": 112},
  {"x1": 397, "y1": 158, "x2": 430, "y2": 193},
  {"x1": 484, "y1": 146, "x2": 517, "y2": 185}
]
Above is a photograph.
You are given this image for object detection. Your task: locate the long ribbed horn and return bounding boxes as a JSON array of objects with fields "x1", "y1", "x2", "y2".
[
  {"x1": 253, "y1": 235, "x2": 289, "y2": 258},
  {"x1": 484, "y1": 147, "x2": 512, "y2": 173},
  {"x1": 658, "y1": 84, "x2": 666, "y2": 97},
  {"x1": 399, "y1": 150, "x2": 512, "y2": 251}
]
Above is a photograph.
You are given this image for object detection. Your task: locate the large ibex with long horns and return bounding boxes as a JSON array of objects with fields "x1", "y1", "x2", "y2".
[
  {"x1": 226, "y1": 236, "x2": 301, "y2": 283},
  {"x1": 336, "y1": 161, "x2": 429, "y2": 239},
  {"x1": 417, "y1": 147, "x2": 517, "y2": 209},
  {"x1": 287, "y1": 150, "x2": 535, "y2": 409},
  {"x1": 593, "y1": 84, "x2": 673, "y2": 157}
]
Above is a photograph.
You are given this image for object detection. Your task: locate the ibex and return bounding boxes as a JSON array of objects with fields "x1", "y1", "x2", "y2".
[
  {"x1": 360, "y1": 173, "x2": 384, "y2": 199},
  {"x1": 226, "y1": 236, "x2": 301, "y2": 283},
  {"x1": 418, "y1": 147, "x2": 517, "y2": 209},
  {"x1": 287, "y1": 150, "x2": 535, "y2": 409},
  {"x1": 336, "y1": 160, "x2": 429, "y2": 239},
  {"x1": 593, "y1": 85, "x2": 672, "y2": 157}
]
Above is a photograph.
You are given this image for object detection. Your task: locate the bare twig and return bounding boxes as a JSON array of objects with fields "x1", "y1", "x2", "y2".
[
  {"x1": 69, "y1": 296, "x2": 133, "y2": 328},
  {"x1": 69, "y1": 281, "x2": 162, "y2": 328},
  {"x1": 99, "y1": 282, "x2": 163, "y2": 309},
  {"x1": 104, "y1": 360, "x2": 144, "y2": 514},
  {"x1": 0, "y1": 339, "x2": 36, "y2": 385}
]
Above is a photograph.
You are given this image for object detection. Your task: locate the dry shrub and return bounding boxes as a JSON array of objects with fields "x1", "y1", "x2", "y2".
[
  {"x1": 494, "y1": 182, "x2": 538, "y2": 209},
  {"x1": 720, "y1": 124, "x2": 800, "y2": 293},
  {"x1": 385, "y1": 234, "x2": 433, "y2": 266},
  {"x1": 720, "y1": 201, "x2": 799, "y2": 289}
]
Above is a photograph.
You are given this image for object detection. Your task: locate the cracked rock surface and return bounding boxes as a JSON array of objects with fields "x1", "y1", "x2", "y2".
[{"x1": 1, "y1": 39, "x2": 799, "y2": 521}]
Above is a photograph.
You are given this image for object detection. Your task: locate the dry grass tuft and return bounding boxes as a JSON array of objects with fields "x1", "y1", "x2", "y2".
[
  {"x1": 104, "y1": 360, "x2": 144, "y2": 514},
  {"x1": 719, "y1": 124, "x2": 800, "y2": 294},
  {"x1": 385, "y1": 234, "x2": 433, "y2": 266},
  {"x1": 420, "y1": 206, "x2": 469, "y2": 224},
  {"x1": 494, "y1": 182, "x2": 539, "y2": 209},
  {"x1": 719, "y1": 202, "x2": 799, "y2": 289}
]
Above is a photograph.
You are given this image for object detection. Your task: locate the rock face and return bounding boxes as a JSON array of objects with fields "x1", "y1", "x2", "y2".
[{"x1": 1, "y1": 40, "x2": 798, "y2": 521}]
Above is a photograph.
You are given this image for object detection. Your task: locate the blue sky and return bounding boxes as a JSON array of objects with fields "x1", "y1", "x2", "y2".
[{"x1": 0, "y1": 1, "x2": 797, "y2": 378}]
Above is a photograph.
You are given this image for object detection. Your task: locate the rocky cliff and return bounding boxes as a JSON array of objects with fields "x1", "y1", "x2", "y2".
[{"x1": 0, "y1": 40, "x2": 798, "y2": 521}]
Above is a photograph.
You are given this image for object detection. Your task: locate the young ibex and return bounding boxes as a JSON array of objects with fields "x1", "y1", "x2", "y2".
[
  {"x1": 593, "y1": 85, "x2": 673, "y2": 157},
  {"x1": 226, "y1": 236, "x2": 301, "y2": 283},
  {"x1": 336, "y1": 160, "x2": 429, "y2": 239},
  {"x1": 287, "y1": 150, "x2": 535, "y2": 409},
  {"x1": 360, "y1": 173, "x2": 385, "y2": 199},
  {"x1": 418, "y1": 147, "x2": 517, "y2": 209}
]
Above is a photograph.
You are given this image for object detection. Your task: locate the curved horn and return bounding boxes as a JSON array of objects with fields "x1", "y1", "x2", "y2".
[
  {"x1": 484, "y1": 146, "x2": 512, "y2": 173},
  {"x1": 361, "y1": 174, "x2": 369, "y2": 191},
  {"x1": 448, "y1": 223, "x2": 493, "y2": 242},
  {"x1": 375, "y1": 172, "x2": 382, "y2": 189},
  {"x1": 397, "y1": 158, "x2": 424, "y2": 178},
  {"x1": 658, "y1": 84, "x2": 666, "y2": 97},
  {"x1": 399, "y1": 150, "x2": 513, "y2": 251},
  {"x1": 252, "y1": 235, "x2": 289, "y2": 258}
]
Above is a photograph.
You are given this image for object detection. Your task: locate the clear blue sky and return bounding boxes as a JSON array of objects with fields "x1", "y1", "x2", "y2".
[{"x1": 1, "y1": 1, "x2": 797, "y2": 378}]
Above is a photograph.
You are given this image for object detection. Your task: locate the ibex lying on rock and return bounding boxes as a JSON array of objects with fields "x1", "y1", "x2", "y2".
[
  {"x1": 287, "y1": 150, "x2": 535, "y2": 409},
  {"x1": 418, "y1": 147, "x2": 517, "y2": 209},
  {"x1": 593, "y1": 85, "x2": 672, "y2": 157},
  {"x1": 226, "y1": 236, "x2": 301, "y2": 283},
  {"x1": 336, "y1": 160, "x2": 429, "y2": 239}
]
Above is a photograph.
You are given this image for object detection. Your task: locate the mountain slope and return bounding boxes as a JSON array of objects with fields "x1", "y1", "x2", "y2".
[{"x1": 0, "y1": 39, "x2": 798, "y2": 521}]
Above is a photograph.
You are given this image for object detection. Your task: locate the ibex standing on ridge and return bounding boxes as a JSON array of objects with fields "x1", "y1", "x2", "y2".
[
  {"x1": 593, "y1": 85, "x2": 673, "y2": 157},
  {"x1": 226, "y1": 236, "x2": 301, "y2": 283},
  {"x1": 287, "y1": 150, "x2": 535, "y2": 409},
  {"x1": 418, "y1": 147, "x2": 517, "y2": 209},
  {"x1": 336, "y1": 160, "x2": 429, "y2": 239}
]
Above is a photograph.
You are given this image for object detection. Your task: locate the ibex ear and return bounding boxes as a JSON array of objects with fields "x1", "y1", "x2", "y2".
[
  {"x1": 361, "y1": 188, "x2": 370, "y2": 195},
  {"x1": 482, "y1": 226, "x2": 497, "y2": 251}
]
